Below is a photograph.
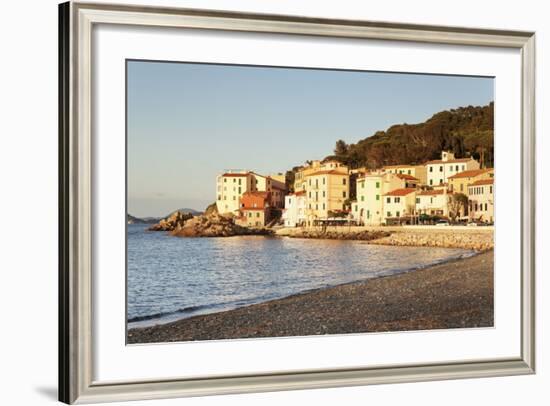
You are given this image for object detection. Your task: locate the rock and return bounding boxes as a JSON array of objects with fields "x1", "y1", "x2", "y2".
[
  {"x1": 170, "y1": 212, "x2": 273, "y2": 238},
  {"x1": 148, "y1": 211, "x2": 194, "y2": 231}
]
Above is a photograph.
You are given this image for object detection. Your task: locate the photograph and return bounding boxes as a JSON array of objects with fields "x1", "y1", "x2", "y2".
[{"x1": 126, "y1": 60, "x2": 495, "y2": 344}]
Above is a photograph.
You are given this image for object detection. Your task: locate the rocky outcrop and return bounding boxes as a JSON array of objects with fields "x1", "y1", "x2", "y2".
[
  {"x1": 170, "y1": 212, "x2": 273, "y2": 238},
  {"x1": 148, "y1": 211, "x2": 194, "y2": 231}
]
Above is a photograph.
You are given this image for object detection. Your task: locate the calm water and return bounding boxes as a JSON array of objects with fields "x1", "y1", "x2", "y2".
[{"x1": 127, "y1": 224, "x2": 473, "y2": 327}]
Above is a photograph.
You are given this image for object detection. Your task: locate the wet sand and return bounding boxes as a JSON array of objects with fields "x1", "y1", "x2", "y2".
[{"x1": 128, "y1": 250, "x2": 493, "y2": 344}]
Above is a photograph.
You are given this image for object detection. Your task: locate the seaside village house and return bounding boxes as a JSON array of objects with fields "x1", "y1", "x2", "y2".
[
  {"x1": 293, "y1": 159, "x2": 348, "y2": 192},
  {"x1": 282, "y1": 191, "x2": 307, "y2": 227},
  {"x1": 304, "y1": 167, "x2": 350, "y2": 226},
  {"x1": 448, "y1": 168, "x2": 494, "y2": 194},
  {"x1": 382, "y1": 188, "x2": 417, "y2": 225},
  {"x1": 383, "y1": 164, "x2": 427, "y2": 184},
  {"x1": 468, "y1": 178, "x2": 494, "y2": 223},
  {"x1": 216, "y1": 170, "x2": 286, "y2": 216},
  {"x1": 415, "y1": 188, "x2": 450, "y2": 217},
  {"x1": 352, "y1": 172, "x2": 418, "y2": 225},
  {"x1": 236, "y1": 191, "x2": 272, "y2": 228},
  {"x1": 425, "y1": 151, "x2": 480, "y2": 186}
]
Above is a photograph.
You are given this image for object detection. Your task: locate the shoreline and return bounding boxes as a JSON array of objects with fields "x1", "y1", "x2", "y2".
[{"x1": 128, "y1": 249, "x2": 493, "y2": 344}]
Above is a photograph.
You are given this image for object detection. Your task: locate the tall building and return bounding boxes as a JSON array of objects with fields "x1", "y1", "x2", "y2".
[
  {"x1": 383, "y1": 164, "x2": 427, "y2": 184},
  {"x1": 448, "y1": 168, "x2": 494, "y2": 195},
  {"x1": 294, "y1": 160, "x2": 348, "y2": 192},
  {"x1": 282, "y1": 191, "x2": 307, "y2": 227},
  {"x1": 425, "y1": 151, "x2": 480, "y2": 186},
  {"x1": 304, "y1": 169, "x2": 349, "y2": 224}
]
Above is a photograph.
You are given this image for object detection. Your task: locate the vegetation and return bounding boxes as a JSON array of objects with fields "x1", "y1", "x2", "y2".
[
  {"x1": 448, "y1": 193, "x2": 469, "y2": 221},
  {"x1": 328, "y1": 103, "x2": 494, "y2": 169}
]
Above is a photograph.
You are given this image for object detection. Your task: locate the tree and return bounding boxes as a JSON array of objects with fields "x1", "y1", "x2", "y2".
[
  {"x1": 447, "y1": 193, "x2": 469, "y2": 222},
  {"x1": 334, "y1": 139, "x2": 349, "y2": 157}
]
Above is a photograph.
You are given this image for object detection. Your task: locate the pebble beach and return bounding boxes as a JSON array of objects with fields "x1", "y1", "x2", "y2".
[{"x1": 128, "y1": 249, "x2": 493, "y2": 344}]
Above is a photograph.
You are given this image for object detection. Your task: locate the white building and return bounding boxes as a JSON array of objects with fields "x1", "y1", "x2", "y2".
[
  {"x1": 468, "y1": 178, "x2": 494, "y2": 223},
  {"x1": 282, "y1": 191, "x2": 307, "y2": 227},
  {"x1": 425, "y1": 151, "x2": 480, "y2": 187},
  {"x1": 382, "y1": 188, "x2": 417, "y2": 224},
  {"x1": 415, "y1": 189, "x2": 449, "y2": 217}
]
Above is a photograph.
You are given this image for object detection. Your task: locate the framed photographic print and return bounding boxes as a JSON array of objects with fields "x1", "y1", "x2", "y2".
[{"x1": 59, "y1": 1, "x2": 535, "y2": 404}]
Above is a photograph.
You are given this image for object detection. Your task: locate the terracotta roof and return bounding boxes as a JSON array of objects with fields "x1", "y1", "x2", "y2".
[
  {"x1": 288, "y1": 190, "x2": 306, "y2": 196},
  {"x1": 448, "y1": 169, "x2": 491, "y2": 180},
  {"x1": 384, "y1": 188, "x2": 416, "y2": 197},
  {"x1": 222, "y1": 172, "x2": 250, "y2": 177},
  {"x1": 425, "y1": 158, "x2": 474, "y2": 165},
  {"x1": 241, "y1": 208, "x2": 267, "y2": 211},
  {"x1": 305, "y1": 170, "x2": 348, "y2": 177},
  {"x1": 396, "y1": 173, "x2": 418, "y2": 181},
  {"x1": 470, "y1": 179, "x2": 494, "y2": 186},
  {"x1": 417, "y1": 189, "x2": 445, "y2": 196},
  {"x1": 242, "y1": 191, "x2": 269, "y2": 198}
]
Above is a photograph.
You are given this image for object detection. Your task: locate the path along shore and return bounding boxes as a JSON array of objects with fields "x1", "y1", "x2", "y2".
[
  {"x1": 276, "y1": 225, "x2": 494, "y2": 251},
  {"x1": 128, "y1": 250, "x2": 493, "y2": 343}
]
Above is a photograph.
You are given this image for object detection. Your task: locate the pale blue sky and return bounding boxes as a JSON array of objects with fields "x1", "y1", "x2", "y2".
[{"x1": 127, "y1": 60, "x2": 493, "y2": 217}]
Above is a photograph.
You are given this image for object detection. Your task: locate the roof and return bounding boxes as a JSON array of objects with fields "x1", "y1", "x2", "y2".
[
  {"x1": 222, "y1": 172, "x2": 250, "y2": 177},
  {"x1": 470, "y1": 179, "x2": 494, "y2": 186},
  {"x1": 305, "y1": 170, "x2": 348, "y2": 177},
  {"x1": 448, "y1": 169, "x2": 491, "y2": 180},
  {"x1": 242, "y1": 191, "x2": 269, "y2": 198},
  {"x1": 395, "y1": 173, "x2": 418, "y2": 181},
  {"x1": 425, "y1": 157, "x2": 474, "y2": 165},
  {"x1": 383, "y1": 164, "x2": 418, "y2": 169},
  {"x1": 288, "y1": 190, "x2": 306, "y2": 196},
  {"x1": 384, "y1": 188, "x2": 416, "y2": 197},
  {"x1": 417, "y1": 189, "x2": 445, "y2": 196}
]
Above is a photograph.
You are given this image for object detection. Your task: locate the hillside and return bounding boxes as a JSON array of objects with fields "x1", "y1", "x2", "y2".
[{"x1": 328, "y1": 103, "x2": 494, "y2": 169}]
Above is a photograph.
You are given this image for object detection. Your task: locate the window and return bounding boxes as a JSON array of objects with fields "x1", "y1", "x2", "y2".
[
  {"x1": 256, "y1": 212, "x2": 260, "y2": 218},
  {"x1": 315, "y1": 192, "x2": 318, "y2": 201},
  {"x1": 343, "y1": 178, "x2": 346, "y2": 185},
  {"x1": 233, "y1": 196, "x2": 236, "y2": 200},
  {"x1": 376, "y1": 195, "x2": 380, "y2": 201},
  {"x1": 315, "y1": 179, "x2": 318, "y2": 188},
  {"x1": 395, "y1": 197, "x2": 400, "y2": 203},
  {"x1": 308, "y1": 192, "x2": 311, "y2": 198},
  {"x1": 455, "y1": 165, "x2": 459, "y2": 171},
  {"x1": 343, "y1": 191, "x2": 346, "y2": 198},
  {"x1": 462, "y1": 165, "x2": 465, "y2": 170},
  {"x1": 361, "y1": 196, "x2": 365, "y2": 202},
  {"x1": 217, "y1": 195, "x2": 221, "y2": 201},
  {"x1": 430, "y1": 197, "x2": 433, "y2": 204},
  {"x1": 460, "y1": 184, "x2": 464, "y2": 192},
  {"x1": 408, "y1": 170, "x2": 411, "y2": 175},
  {"x1": 233, "y1": 178, "x2": 236, "y2": 183},
  {"x1": 238, "y1": 179, "x2": 242, "y2": 185},
  {"x1": 490, "y1": 186, "x2": 493, "y2": 194},
  {"x1": 367, "y1": 210, "x2": 370, "y2": 218},
  {"x1": 223, "y1": 196, "x2": 227, "y2": 200},
  {"x1": 323, "y1": 203, "x2": 326, "y2": 210},
  {"x1": 309, "y1": 179, "x2": 311, "y2": 186},
  {"x1": 238, "y1": 187, "x2": 241, "y2": 194},
  {"x1": 315, "y1": 204, "x2": 318, "y2": 210},
  {"x1": 396, "y1": 211, "x2": 400, "y2": 217},
  {"x1": 323, "y1": 191, "x2": 325, "y2": 198},
  {"x1": 439, "y1": 166, "x2": 443, "y2": 172},
  {"x1": 415, "y1": 197, "x2": 420, "y2": 204},
  {"x1": 439, "y1": 179, "x2": 443, "y2": 184},
  {"x1": 323, "y1": 177, "x2": 326, "y2": 185},
  {"x1": 429, "y1": 167, "x2": 433, "y2": 172},
  {"x1": 485, "y1": 203, "x2": 488, "y2": 211},
  {"x1": 450, "y1": 166, "x2": 453, "y2": 172},
  {"x1": 224, "y1": 178, "x2": 227, "y2": 183},
  {"x1": 386, "y1": 197, "x2": 391, "y2": 203},
  {"x1": 387, "y1": 211, "x2": 391, "y2": 217},
  {"x1": 354, "y1": 205, "x2": 358, "y2": 212},
  {"x1": 376, "y1": 182, "x2": 380, "y2": 188},
  {"x1": 429, "y1": 179, "x2": 433, "y2": 185},
  {"x1": 361, "y1": 182, "x2": 365, "y2": 189}
]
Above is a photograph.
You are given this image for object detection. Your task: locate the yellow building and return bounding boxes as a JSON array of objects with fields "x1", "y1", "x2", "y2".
[
  {"x1": 252, "y1": 172, "x2": 286, "y2": 209},
  {"x1": 383, "y1": 164, "x2": 427, "y2": 184},
  {"x1": 468, "y1": 178, "x2": 494, "y2": 223},
  {"x1": 294, "y1": 160, "x2": 348, "y2": 192},
  {"x1": 426, "y1": 151, "x2": 480, "y2": 186},
  {"x1": 304, "y1": 169, "x2": 349, "y2": 224},
  {"x1": 216, "y1": 171, "x2": 254, "y2": 214},
  {"x1": 448, "y1": 168, "x2": 494, "y2": 195}
]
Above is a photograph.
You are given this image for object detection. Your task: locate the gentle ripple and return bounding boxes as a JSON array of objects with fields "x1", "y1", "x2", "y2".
[{"x1": 127, "y1": 224, "x2": 473, "y2": 327}]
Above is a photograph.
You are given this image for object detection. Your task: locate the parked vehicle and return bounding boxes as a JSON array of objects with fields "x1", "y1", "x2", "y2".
[
  {"x1": 467, "y1": 222, "x2": 479, "y2": 227},
  {"x1": 435, "y1": 220, "x2": 450, "y2": 226}
]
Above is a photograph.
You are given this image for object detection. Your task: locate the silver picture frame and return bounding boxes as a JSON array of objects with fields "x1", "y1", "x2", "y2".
[{"x1": 59, "y1": 1, "x2": 536, "y2": 403}]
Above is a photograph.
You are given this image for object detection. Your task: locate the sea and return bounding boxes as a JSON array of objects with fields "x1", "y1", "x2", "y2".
[{"x1": 127, "y1": 224, "x2": 474, "y2": 328}]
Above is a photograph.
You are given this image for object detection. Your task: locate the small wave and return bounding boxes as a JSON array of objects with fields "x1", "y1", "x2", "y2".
[{"x1": 127, "y1": 304, "x2": 214, "y2": 323}]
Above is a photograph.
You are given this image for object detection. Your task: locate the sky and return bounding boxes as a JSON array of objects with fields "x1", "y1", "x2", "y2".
[{"x1": 127, "y1": 60, "x2": 494, "y2": 217}]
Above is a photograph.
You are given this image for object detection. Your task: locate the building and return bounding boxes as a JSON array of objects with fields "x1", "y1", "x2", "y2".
[
  {"x1": 251, "y1": 172, "x2": 286, "y2": 209},
  {"x1": 216, "y1": 170, "x2": 286, "y2": 215},
  {"x1": 425, "y1": 151, "x2": 480, "y2": 186},
  {"x1": 415, "y1": 189, "x2": 449, "y2": 217},
  {"x1": 282, "y1": 191, "x2": 306, "y2": 227},
  {"x1": 468, "y1": 178, "x2": 494, "y2": 223},
  {"x1": 304, "y1": 169, "x2": 349, "y2": 224},
  {"x1": 448, "y1": 168, "x2": 494, "y2": 195},
  {"x1": 383, "y1": 164, "x2": 427, "y2": 184},
  {"x1": 353, "y1": 171, "x2": 409, "y2": 225},
  {"x1": 216, "y1": 171, "x2": 254, "y2": 214},
  {"x1": 382, "y1": 188, "x2": 417, "y2": 224},
  {"x1": 294, "y1": 159, "x2": 348, "y2": 192},
  {"x1": 236, "y1": 191, "x2": 271, "y2": 227}
]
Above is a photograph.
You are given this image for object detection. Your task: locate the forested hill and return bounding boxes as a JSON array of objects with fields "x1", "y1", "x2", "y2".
[{"x1": 327, "y1": 102, "x2": 494, "y2": 169}]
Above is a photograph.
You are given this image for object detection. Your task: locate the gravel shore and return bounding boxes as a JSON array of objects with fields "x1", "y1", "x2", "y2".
[{"x1": 128, "y1": 250, "x2": 493, "y2": 344}]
